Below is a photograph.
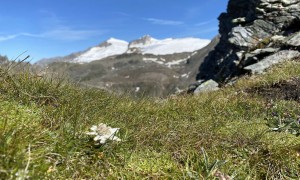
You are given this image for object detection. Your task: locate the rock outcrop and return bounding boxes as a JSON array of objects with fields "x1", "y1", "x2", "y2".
[
  {"x1": 197, "y1": 0, "x2": 300, "y2": 85},
  {"x1": 194, "y1": 79, "x2": 219, "y2": 95}
]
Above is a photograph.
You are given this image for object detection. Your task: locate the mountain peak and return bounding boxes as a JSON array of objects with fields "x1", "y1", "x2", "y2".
[
  {"x1": 140, "y1": 35, "x2": 156, "y2": 41},
  {"x1": 74, "y1": 38, "x2": 129, "y2": 63},
  {"x1": 107, "y1": 38, "x2": 128, "y2": 44},
  {"x1": 97, "y1": 38, "x2": 128, "y2": 48},
  {"x1": 129, "y1": 35, "x2": 158, "y2": 47}
]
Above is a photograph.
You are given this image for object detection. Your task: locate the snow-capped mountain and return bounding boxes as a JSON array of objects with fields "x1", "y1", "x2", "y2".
[
  {"x1": 74, "y1": 38, "x2": 129, "y2": 63},
  {"x1": 37, "y1": 35, "x2": 210, "y2": 65},
  {"x1": 37, "y1": 35, "x2": 219, "y2": 98},
  {"x1": 128, "y1": 35, "x2": 210, "y2": 55}
]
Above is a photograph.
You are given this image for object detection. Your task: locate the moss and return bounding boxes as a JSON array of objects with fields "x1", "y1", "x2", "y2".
[
  {"x1": 0, "y1": 100, "x2": 43, "y2": 179},
  {"x1": 250, "y1": 36, "x2": 272, "y2": 51}
]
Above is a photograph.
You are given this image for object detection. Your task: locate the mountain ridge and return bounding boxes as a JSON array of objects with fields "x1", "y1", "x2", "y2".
[{"x1": 36, "y1": 35, "x2": 210, "y2": 65}]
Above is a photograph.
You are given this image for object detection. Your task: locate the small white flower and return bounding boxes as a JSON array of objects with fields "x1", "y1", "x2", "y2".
[{"x1": 86, "y1": 123, "x2": 121, "y2": 144}]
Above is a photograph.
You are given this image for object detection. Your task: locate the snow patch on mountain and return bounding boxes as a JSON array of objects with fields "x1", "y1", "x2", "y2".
[
  {"x1": 143, "y1": 57, "x2": 164, "y2": 64},
  {"x1": 143, "y1": 50, "x2": 199, "y2": 67},
  {"x1": 129, "y1": 36, "x2": 210, "y2": 55},
  {"x1": 74, "y1": 38, "x2": 129, "y2": 63},
  {"x1": 165, "y1": 58, "x2": 187, "y2": 67}
]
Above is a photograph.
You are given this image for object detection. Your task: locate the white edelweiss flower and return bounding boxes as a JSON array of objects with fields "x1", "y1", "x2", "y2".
[{"x1": 86, "y1": 123, "x2": 121, "y2": 144}]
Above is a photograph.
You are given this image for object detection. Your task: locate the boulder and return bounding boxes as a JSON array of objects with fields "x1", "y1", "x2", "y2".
[
  {"x1": 188, "y1": 80, "x2": 204, "y2": 93},
  {"x1": 194, "y1": 80, "x2": 219, "y2": 95}
]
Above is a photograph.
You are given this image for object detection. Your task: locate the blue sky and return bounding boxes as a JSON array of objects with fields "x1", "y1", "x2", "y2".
[{"x1": 0, "y1": 0, "x2": 228, "y2": 62}]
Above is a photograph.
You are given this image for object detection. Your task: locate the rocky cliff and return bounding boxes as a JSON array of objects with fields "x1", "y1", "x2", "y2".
[{"x1": 196, "y1": 0, "x2": 300, "y2": 89}]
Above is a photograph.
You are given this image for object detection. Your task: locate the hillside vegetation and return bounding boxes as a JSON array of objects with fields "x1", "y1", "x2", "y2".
[{"x1": 1, "y1": 59, "x2": 300, "y2": 179}]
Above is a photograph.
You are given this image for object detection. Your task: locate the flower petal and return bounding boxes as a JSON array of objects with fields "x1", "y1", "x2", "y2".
[
  {"x1": 90, "y1": 125, "x2": 98, "y2": 131},
  {"x1": 93, "y1": 135, "x2": 102, "y2": 141},
  {"x1": 86, "y1": 132, "x2": 98, "y2": 136}
]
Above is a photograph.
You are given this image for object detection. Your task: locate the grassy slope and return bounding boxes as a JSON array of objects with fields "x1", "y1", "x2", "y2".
[{"x1": 1, "y1": 60, "x2": 300, "y2": 179}]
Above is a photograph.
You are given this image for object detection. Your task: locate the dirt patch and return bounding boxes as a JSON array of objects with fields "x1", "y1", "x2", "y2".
[{"x1": 246, "y1": 77, "x2": 300, "y2": 103}]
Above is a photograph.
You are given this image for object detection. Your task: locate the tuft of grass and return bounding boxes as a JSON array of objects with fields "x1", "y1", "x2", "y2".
[{"x1": 0, "y1": 59, "x2": 300, "y2": 179}]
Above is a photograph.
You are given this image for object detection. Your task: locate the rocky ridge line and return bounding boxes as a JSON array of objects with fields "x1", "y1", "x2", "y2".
[{"x1": 193, "y1": 0, "x2": 300, "y2": 94}]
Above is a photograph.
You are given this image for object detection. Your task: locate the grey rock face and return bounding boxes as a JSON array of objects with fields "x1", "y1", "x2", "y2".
[
  {"x1": 194, "y1": 80, "x2": 219, "y2": 95},
  {"x1": 243, "y1": 48, "x2": 279, "y2": 66},
  {"x1": 197, "y1": 0, "x2": 300, "y2": 82},
  {"x1": 285, "y1": 32, "x2": 300, "y2": 47},
  {"x1": 244, "y1": 50, "x2": 300, "y2": 74}
]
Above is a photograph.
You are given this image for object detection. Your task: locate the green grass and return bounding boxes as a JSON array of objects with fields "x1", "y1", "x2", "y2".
[{"x1": 1, "y1": 60, "x2": 300, "y2": 179}]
